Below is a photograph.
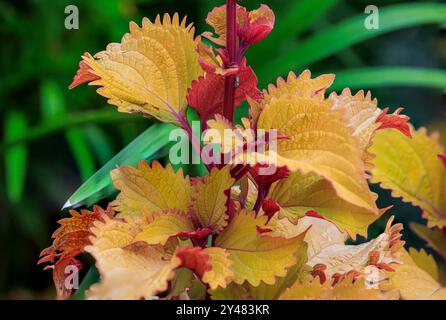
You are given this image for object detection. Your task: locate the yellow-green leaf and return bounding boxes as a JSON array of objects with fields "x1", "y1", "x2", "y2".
[
  {"x1": 329, "y1": 89, "x2": 381, "y2": 169},
  {"x1": 268, "y1": 171, "x2": 383, "y2": 238},
  {"x1": 135, "y1": 209, "x2": 194, "y2": 245},
  {"x1": 192, "y1": 166, "x2": 235, "y2": 232},
  {"x1": 385, "y1": 248, "x2": 446, "y2": 300},
  {"x1": 280, "y1": 277, "x2": 399, "y2": 300},
  {"x1": 210, "y1": 283, "x2": 250, "y2": 300},
  {"x1": 81, "y1": 14, "x2": 202, "y2": 125},
  {"x1": 111, "y1": 160, "x2": 191, "y2": 216},
  {"x1": 257, "y1": 72, "x2": 378, "y2": 217},
  {"x1": 214, "y1": 211, "x2": 306, "y2": 286},
  {"x1": 370, "y1": 127, "x2": 446, "y2": 228},
  {"x1": 202, "y1": 247, "x2": 234, "y2": 290},
  {"x1": 409, "y1": 248, "x2": 440, "y2": 282},
  {"x1": 410, "y1": 223, "x2": 446, "y2": 261},
  {"x1": 248, "y1": 242, "x2": 309, "y2": 300}
]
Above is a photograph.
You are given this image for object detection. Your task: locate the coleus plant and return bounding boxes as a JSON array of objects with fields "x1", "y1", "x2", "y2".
[{"x1": 39, "y1": 1, "x2": 446, "y2": 300}]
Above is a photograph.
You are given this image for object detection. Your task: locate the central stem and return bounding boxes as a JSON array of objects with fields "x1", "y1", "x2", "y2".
[{"x1": 223, "y1": 0, "x2": 237, "y2": 123}]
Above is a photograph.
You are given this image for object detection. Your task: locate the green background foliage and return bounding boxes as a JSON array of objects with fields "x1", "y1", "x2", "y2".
[{"x1": 0, "y1": 0, "x2": 445, "y2": 298}]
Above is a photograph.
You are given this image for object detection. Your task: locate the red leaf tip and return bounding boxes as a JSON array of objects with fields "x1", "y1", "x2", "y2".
[{"x1": 376, "y1": 107, "x2": 412, "y2": 138}]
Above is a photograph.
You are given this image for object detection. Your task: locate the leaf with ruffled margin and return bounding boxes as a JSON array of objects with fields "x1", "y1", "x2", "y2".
[
  {"x1": 280, "y1": 276, "x2": 399, "y2": 300},
  {"x1": 85, "y1": 216, "x2": 180, "y2": 300},
  {"x1": 384, "y1": 248, "x2": 446, "y2": 300},
  {"x1": 70, "y1": 14, "x2": 202, "y2": 125},
  {"x1": 111, "y1": 160, "x2": 191, "y2": 216},
  {"x1": 248, "y1": 242, "x2": 309, "y2": 300},
  {"x1": 38, "y1": 205, "x2": 113, "y2": 300},
  {"x1": 257, "y1": 72, "x2": 379, "y2": 219},
  {"x1": 329, "y1": 89, "x2": 410, "y2": 170},
  {"x1": 202, "y1": 247, "x2": 234, "y2": 290},
  {"x1": 210, "y1": 284, "x2": 250, "y2": 300},
  {"x1": 214, "y1": 211, "x2": 307, "y2": 286},
  {"x1": 370, "y1": 126, "x2": 446, "y2": 228},
  {"x1": 267, "y1": 171, "x2": 384, "y2": 238},
  {"x1": 409, "y1": 248, "x2": 440, "y2": 281},
  {"x1": 271, "y1": 216, "x2": 403, "y2": 287},
  {"x1": 203, "y1": 4, "x2": 274, "y2": 47},
  {"x1": 192, "y1": 166, "x2": 235, "y2": 233},
  {"x1": 410, "y1": 223, "x2": 446, "y2": 261},
  {"x1": 135, "y1": 209, "x2": 195, "y2": 245}
]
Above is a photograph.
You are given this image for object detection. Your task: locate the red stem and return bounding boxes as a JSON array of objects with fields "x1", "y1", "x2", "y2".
[{"x1": 223, "y1": 0, "x2": 237, "y2": 123}]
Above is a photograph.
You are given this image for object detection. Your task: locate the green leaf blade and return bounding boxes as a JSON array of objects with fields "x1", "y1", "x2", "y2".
[
  {"x1": 64, "y1": 123, "x2": 175, "y2": 209},
  {"x1": 4, "y1": 111, "x2": 28, "y2": 203},
  {"x1": 259, "y1": 3, "x2": 446, "y2": 82},
  {"x1": 331, "y1": 67, "x2": 446, "y2": 91}
]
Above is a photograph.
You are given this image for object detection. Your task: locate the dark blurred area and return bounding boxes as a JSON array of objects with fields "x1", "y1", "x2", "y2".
[{"x1": 0, "y1": 0, "x2": 445, "y2": 299}]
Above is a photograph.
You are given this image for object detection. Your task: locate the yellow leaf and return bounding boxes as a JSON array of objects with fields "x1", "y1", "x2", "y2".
[
  {"x1": 385, "y1": 248, "x2": 446, "y2": 300},
  {"x1": 214, "y1": 211, "x2": 306, "y2": 286},
  {"x1": 85, "y1": 216, "x2": 180, "y2": 299},
  {"x1": 370, "y1": 126, "x2": 446, "y2": 228},
  {"x1": 135, "y1": 209, "x2": 195, "y2": 245},
  {"x1": 202, "y1": 247, "x2": 234, "y2": 290},
  {"x1": 82, "y1": 13, "x2": 202, "y2": 125},
  {"x1": 409, "y1": 248, "x2": 440, "y2": 282},
  {"x1": 257, "y1": 73, "x2": 378, "y2": 217},
  {"x1": 280, "y1": 277, "x2": 399, "y2": 300},
  {"x1": 262, "y1": 70, "x2": 334, "y2": 104},
  {"x1": 268, "y1": 171, "x2": 383, "y2": 238},
  {"x1": 192, "y1": 166, "x2": 235, "y2": 232},
  {"x1": 111, "y1": 160, "x2": 191, "y2": 216}
]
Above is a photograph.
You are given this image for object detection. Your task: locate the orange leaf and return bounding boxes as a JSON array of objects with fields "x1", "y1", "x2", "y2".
[{"x1": 38, "y1": 205, "x2": 114, "y2": 299}]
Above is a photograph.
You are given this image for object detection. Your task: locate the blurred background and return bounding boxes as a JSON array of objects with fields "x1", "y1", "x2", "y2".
[{"x1": 0, "y1": 0, "x2": 445, "y2": 299}]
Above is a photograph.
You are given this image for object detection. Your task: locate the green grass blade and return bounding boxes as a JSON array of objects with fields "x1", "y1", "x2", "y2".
[
  {"x1": 258, "y1": 2, "x2": 446, "y2": 82},
  {"x1": 65, "y1": 129, "x2": 96, "y2": 181},
  {"x1": 330, "y1": 67, "x2": 446, "y2": 91},
  {"x1": 40, "y1": 80, "x2": 96, "y2": 181},
  {"x1": 64, "y1": 123, "x2": 175, "y2": 209},
  {"x1": 0, "y1": 110, "x2": 143, "y2": 152},
  {"x1": 251, "y1": 0, "x2": 339, "y2": 63},
  {"x1": 4, "y1": 111, "x2": 28, "y2": 203},
  {"x1": 83, "y1": 126, "x2": 115, "y2": 165}
]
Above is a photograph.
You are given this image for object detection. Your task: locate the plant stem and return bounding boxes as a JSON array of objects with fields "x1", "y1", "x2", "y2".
[
  {"x1": 223, "y1": 0, "x2": 237, "y2": 123},
  {"x1": 253, "y1": 186, "x2": 269, "y2": 214}
]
